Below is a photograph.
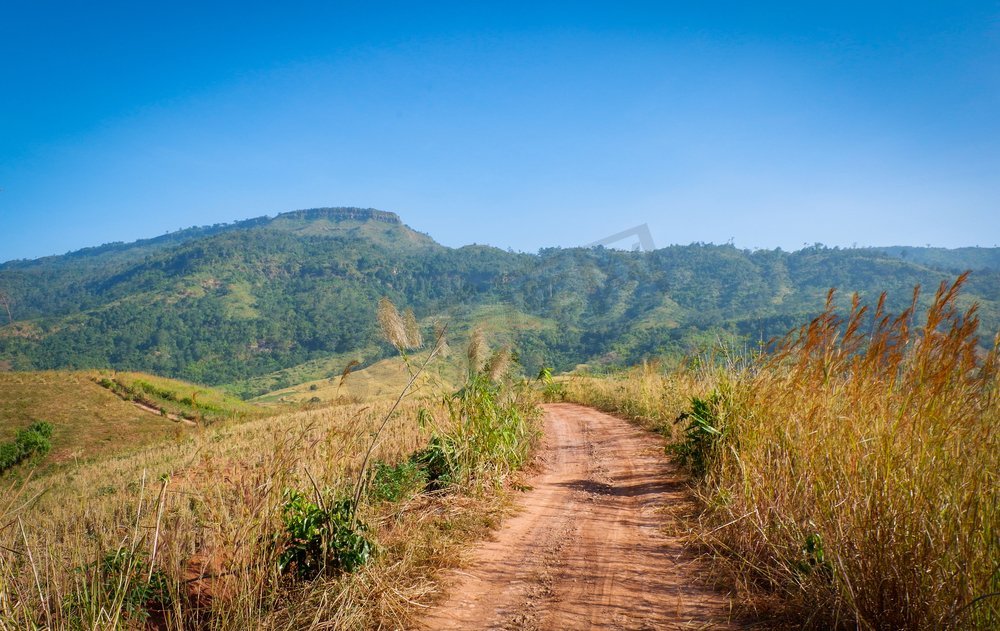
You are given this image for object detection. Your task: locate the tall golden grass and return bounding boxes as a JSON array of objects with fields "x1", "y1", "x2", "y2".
[
  {"x1": 563, "y1": 360, "x2": 707, "y2": 431},
  {"x1": 0, "y1": 399, "x2": 437, "y2": 629},
  {"x1": 1, "y1": 321, "x2": 540, "y2": 629},
  {"x1": 568, "y1": 274, "x2": 999, "y2": 629}
]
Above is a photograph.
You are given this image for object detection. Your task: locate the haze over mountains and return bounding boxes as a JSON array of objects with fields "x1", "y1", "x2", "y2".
[{"x1": 1, "y1": 207, "x2": 997, "y2": 398}]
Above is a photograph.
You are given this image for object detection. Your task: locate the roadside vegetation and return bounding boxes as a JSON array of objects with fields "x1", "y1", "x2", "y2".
[
  {"x1": 566, "y1": 274, "x2": 999, "y2": 629},
  {"x1": 0, "y1": 300, "x2": 539, "y2": 629}
]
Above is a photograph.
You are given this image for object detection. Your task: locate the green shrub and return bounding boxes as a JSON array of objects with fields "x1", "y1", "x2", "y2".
[
  {"x1": 277, "y1": 490, "x2": 373, "y2": 579},
  {"x1": 0, "y1": 442, "x2": 19, "y2": 471},
  {"x1": 410, "y1": 435, "x2": 460, "y2": 491},
  {"x1": 536, "y1": 366, "x2": 566, "y2": 402},
  {"x1": 17, "y1": 422, "x2": 52, "y2": 452},
  {"x1": 442, "y1": 372, "x2": 539, "y2": 488},
  {"x1": 369, "y1": 459, "x2": 428, "y2": 502},
  {"x1": 0, "y1": 421, "x2": 53, "y2": 474}
]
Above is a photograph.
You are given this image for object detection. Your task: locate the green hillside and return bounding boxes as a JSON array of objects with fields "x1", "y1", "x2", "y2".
[{"x1": 1, "y1": 208, "x2": 997, "y2": 397}]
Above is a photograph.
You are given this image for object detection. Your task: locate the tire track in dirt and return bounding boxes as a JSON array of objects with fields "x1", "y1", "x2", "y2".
[{"x1": 418, "y1": 403, "x2": 740, "y2": 630}]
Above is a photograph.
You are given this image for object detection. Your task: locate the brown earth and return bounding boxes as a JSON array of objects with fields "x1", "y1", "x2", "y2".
[{"x1": 419, "y1": 403, "x2": 743, "y2": 630}]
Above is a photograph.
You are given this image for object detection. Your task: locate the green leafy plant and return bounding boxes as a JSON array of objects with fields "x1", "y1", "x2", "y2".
[
  {"x1": 668, "y1": 394, "x2": 722, "y2": 477},
  {"x1": 795, "y1": 532, "x2": 833, "y2": 579},
  {"x1": 277, "y1": 490, "x2": 373, "y2": 579},
  {"x1": 410, "y1": 435, "x2": 460, "y2": 491},
  {"x1": 536, "y1": 366, "x2": 566, "y2": 402}
]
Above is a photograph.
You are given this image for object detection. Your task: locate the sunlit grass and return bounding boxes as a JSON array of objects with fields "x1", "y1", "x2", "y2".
[
  {"x1": 0, "y1": 306, "x2": 540, "y2": 629},
  {"x1": 0, "y1": 371, "x2": 209, "y2": 468},
  {"x1": 567, "y1": 275, "x2": 999, "y2": 629}
]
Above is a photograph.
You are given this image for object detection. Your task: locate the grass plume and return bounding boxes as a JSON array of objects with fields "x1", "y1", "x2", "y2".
[{"x1": 466, "y1": 328, "x2": 488, "y2": 375}]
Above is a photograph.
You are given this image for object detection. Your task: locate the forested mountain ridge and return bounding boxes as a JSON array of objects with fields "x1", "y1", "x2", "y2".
[
  {"x1": 861, "y1": 246, "x2": 1000, "y2": 274},
  {"x1": 1, "y1": 207, "x2": 997, "y2": 396}
]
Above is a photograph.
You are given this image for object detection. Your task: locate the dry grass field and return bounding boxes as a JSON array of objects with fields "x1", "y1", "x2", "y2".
[
  {"x1": 254, "y1": 352, "x2": 462, "y2": 406},
  {"x1": 0, "y1": 308, "x2": 541, "y2": 630}
]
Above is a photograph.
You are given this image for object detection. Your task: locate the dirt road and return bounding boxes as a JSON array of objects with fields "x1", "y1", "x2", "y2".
[{"x1": 419, "y1": 403, "x2": 740, "y2": 630}]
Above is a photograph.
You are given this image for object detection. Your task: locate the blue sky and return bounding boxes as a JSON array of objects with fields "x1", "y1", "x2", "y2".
[{"x1": 1, "y1": 2, "x2": 998, "y2": 261}]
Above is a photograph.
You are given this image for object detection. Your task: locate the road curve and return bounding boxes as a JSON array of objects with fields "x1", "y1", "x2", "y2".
[{"x1": 418, "y1": 403, "x2": 740, "y2": 630}]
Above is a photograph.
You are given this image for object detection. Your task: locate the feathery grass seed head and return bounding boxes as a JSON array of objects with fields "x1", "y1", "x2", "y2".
[
  {"x1": 486, "y1": 345, "x2": 512, "y2": 382},
  {"x1": 377, "y1": 298, "x2": 408, "y2": 350},
  {"x1": 403, "y1": 309, "x2": 423, "y2": 349},
  {"x1": 433, "y1": 322, "x2": 450, "y2": 358},
  {"x1": 467, "y1": 328, "x2": 488, "y2": 373}
]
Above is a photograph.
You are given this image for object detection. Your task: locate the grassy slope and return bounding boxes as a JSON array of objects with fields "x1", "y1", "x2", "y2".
[
  {"x1": 223, "y1": 347, "x2": 383, "y2": 399},
  {"x1": 229, "y1": 305, "x2": 555, "y2": 400},
  {"x1": 0, "y1": 371, "x2": 272, "y2": 471},
  {"x1": 0, "y1": 371, "x2": 188, "y2": 467},
  {"x1": 254, "y1": 353, "x2": 463, "y2": 404}
]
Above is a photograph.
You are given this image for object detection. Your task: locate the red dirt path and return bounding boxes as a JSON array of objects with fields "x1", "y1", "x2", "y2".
[{"x1": 419, "y1": 403, "x2": 742, "y2": 630}]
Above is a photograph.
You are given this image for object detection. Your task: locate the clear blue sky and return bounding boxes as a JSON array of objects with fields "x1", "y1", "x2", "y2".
[{"x1": 2, "y1": 1, "x2": 998, "y2": 262}]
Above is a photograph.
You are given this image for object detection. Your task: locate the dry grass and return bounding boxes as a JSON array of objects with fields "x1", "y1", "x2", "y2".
[
  {"x1": 567, "y1": 275, "x2": 999, "y2": 629},
  {"x1": 0, "y1": 319, "x2": 540, "y2": 629},
  {"x1": 0, "y1": 394, "x2": 510, "y2": 629},
  {"x1": 562, "y1": 361, "x2": 708, "y2": 434},
  {"x1": 255, "y1": 352, "x2": 461, "y2": 406}
]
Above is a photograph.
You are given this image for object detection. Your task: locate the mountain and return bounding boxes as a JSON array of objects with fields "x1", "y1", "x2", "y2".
[{"x1": 1, "y1": 207, "x2": 998, "y2": 397}]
